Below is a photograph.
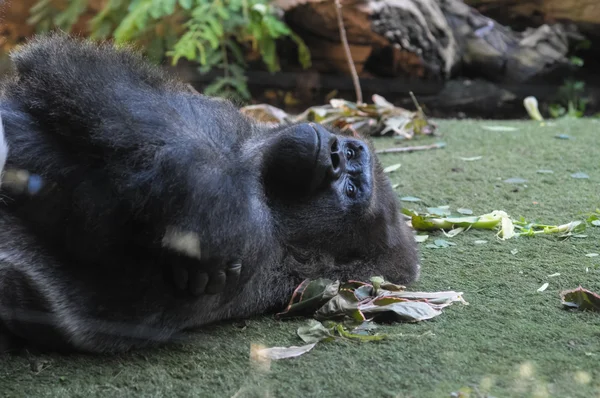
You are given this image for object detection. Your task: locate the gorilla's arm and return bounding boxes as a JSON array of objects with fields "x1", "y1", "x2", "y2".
[{"x1": 1, "y1": 35, "x2": 274, "y2": 296}]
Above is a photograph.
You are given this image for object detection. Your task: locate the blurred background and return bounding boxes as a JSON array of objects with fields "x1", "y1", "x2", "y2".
[{"x1": 1, "y1": 0, "x2": 599, "y2": 119}]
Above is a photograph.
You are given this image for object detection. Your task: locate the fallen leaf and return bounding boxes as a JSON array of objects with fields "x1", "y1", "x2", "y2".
[
  {"x1": 392, "y1": 184, "x2": 400, "y2": 189},
  {"x1": 427, "y1": 207, "x2": 452, "y2": 216},
  {"x1": 511, "y1": 249, "x2": 518, "y2": 255},
  {"x1": 504, "y1": 177, "x2": 527, "y2": 184},
  {"x1": 561, "y1": 286, "x2": 600, "y2": 312},
  {"x1": 414, "y1": 234, "x2": 429, "y2": 243},
  {"x1": 585, "y1": 253, "x2": 599, "y2": 257},
  {"x1": 459, "y1": 156, "x2": 482, "y2": 161},
  {"x1": 555, "y1": 134, "x2": 571, "y2": 140},
  {"x1": 383, "y1": 163, "x2": 401, "y2": 173},
  {"x1": 252, "y1": 343, "x2": 317, "y2": 360},
  {"x1": 547, "y1": 273, "x2": 561, "y2": 278},
  {"x1": 443, "y1": 227, "x2": 465, "y2": 238},
  {"x1": 400, "y1": 196, "x2": 422, "y2": 202},
  {"x1": 276, "y1": 278, "x2": 339, "y2": 319},
  {"x1": 571, "y1": 172, "x2": 590, "y2": 179},
  {"x1": 474, "y1": 240, "x2": 488, "y2": 245},
  {"x1": 297, "y1": 320, "x2": 334, "y2": 343},
  {"x1": 481, "y1": 125, "x2": 519, "y2": 132},
  {"x1": 537, "y1": 283, "x2": 549, "y2": 292},
  {"x1": 360, "y1": 301, "x2": 442, "y2": 322},
  {"x1": 457, "y1": 208, "x2": 473, "y2": 215},
  {"x1": 434, "y1": 239, "x2": 456, "y2": 248},
  {"x1": 592, "y1": 220, "x2": 600, "y2": 227}
]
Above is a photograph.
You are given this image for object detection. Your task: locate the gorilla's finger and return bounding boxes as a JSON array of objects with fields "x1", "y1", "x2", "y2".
[
  {"x1": 225, "y1": 262, "x2": 242, "y2": 290},
  {"x1": 172, "y1": 265, "x2": 188, "y2": 291},
  {"x1": 206, "y1": 270, "x2": 227, "y2": 294},
  {"x1": 189, "y1": 271, "x2": 209, "y2": 296}
]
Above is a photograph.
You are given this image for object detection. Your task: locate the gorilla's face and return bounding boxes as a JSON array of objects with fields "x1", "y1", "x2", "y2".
[
  {"x1": 261, "y1": 123, "x2": 418, "y2": 283},
  {"x1": 263, "y1": 123, "x2": 373, "y2": 209}
]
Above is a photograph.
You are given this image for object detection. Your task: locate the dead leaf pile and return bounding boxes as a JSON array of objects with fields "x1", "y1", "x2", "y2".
[
  {"x1": 241, "y1": 94, "x2": 437, "y2": 139},
  {"x1": 255, "y1": 277, "x2": 466, "y2": 360}
]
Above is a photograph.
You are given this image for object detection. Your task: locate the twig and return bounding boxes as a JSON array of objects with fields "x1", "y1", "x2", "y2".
[
  {"x1": 376, "y1": 142, "x2": 446, "y2": 154},
  {"x1": 334, "y1": 0, "x2": 363, "y2": 105}
]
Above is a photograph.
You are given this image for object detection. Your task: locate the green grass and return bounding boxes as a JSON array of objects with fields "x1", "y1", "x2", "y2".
[{"x1": 2, "y1": 118, "x2": 600, "y2": 398}]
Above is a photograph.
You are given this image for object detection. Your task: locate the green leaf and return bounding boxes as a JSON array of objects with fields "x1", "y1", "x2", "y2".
[
  {"x1": 315, "y1": 295, "x2": 365, "y2": 322},
  {"x1": 276, "y1": 279, "x2": 339, "y2": 319},
  {"x1": 297, "y1": 320, "x2": 334, "y2": 343},
  {"x1": 178, "y1": 0, "x2": 192, "y2": 10}
]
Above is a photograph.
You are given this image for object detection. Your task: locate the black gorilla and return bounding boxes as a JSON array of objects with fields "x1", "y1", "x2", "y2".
[{"x1": 0, "y1": 34, "x2": 420, "y2": 353}]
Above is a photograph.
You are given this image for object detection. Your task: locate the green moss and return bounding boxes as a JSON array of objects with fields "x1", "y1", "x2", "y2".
[{"x1": 2, "y1": 118, "x2": 600, "y2": 397}]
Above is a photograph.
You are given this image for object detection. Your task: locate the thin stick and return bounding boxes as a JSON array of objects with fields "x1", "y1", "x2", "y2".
[
  {"x1": 334, "y1": 0, "x2": 363, "y2": 105},
  {"x1": 376, "y1": 142, "x2": 446, "y2": 154}
]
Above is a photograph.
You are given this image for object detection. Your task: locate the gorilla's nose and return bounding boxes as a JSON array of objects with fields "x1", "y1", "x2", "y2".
[{"x1": 328, "y1": 136, "x2": 345, "y2": 180}]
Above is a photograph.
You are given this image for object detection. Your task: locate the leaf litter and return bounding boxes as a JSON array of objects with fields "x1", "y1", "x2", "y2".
[
  {"x1": 240, "y1": 94, "x2": 437, "y2": 139},
  {"x1": 256, "y1": 277, "x2": 466, "y2": 359}
]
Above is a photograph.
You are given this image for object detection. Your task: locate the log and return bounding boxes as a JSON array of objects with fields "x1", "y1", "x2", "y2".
[
  {"x1": 465, "y1": 0, "x2": 600, "y2": 40},
  {"x1": 276, "y1": 0, "x2": 581, "y2": 84}
]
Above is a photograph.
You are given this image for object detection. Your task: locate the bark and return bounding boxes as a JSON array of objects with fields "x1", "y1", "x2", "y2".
[{"x1": 465, "y1": 0, "x2": 600, "y2": 40}]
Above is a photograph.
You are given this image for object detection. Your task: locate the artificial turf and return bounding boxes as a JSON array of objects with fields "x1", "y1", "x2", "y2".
[{"x1": 1, "y1": 118, "x2": 599, "y2": 398}]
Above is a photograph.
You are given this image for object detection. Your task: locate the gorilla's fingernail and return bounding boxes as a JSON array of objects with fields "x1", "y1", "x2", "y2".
[
  {"x1": 172, "y1": 266, "x2": 188, "y2": 291},
  {"x1": 189, "y1": 271, "x2": 209, "y2": 296},
  {"x1": 206, "y1": 271, "x2": 227, "y2": 294},
  {"x1": 226, "y1": 263, "x2": 242, "y2": 289}
]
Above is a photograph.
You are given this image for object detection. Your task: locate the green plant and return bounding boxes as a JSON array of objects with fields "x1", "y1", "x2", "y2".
[
  {"x1": 549, "y1": 78, "x2": 588, "y2": 119},
  {"x1": 28, "y1": 0, "x2": 311, "y2": 101},
  {"x1": 548, "y1": 54, "x2": 589, "y2": 119}
]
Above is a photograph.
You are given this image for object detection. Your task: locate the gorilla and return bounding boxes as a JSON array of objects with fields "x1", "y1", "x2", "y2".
[{"x1": 0, "y1": 34, "x2": 420, "y2": 354}]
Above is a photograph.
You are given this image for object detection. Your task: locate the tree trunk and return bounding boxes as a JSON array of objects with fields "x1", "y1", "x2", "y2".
[
  {"x1": 276, "y1": 0, "x2": 580, "y2": 84},
  {"x1": 465, "y1": 0, "x2": 600, "y2": 40}
]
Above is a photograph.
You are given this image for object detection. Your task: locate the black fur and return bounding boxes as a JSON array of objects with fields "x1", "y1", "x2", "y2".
[{"x1": 0, "y1": 34, "x2": 420, "y2": 353}]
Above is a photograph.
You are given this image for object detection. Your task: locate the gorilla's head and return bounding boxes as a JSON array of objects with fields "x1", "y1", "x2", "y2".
[{"x1": 260, "y1": 122, "x2": 420, "y2": 285}]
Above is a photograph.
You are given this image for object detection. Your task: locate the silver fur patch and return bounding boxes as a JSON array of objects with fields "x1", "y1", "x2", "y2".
[{"x1": 161, "y1": 226, "x2": 202, "y2": 260}]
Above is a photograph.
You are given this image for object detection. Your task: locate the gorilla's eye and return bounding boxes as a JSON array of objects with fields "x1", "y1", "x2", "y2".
[
  {"x1": 346, "y1": 183, "x2": 357, "y2": 198},
  {"x1": 345, "y1": 148, "x2": 355, "y2": 159}
]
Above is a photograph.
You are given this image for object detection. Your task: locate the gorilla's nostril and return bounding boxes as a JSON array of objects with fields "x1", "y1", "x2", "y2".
[
  {"x1": 331, "y1": 152, "x2": 340, "y2": 170},
  {"x1": 330, "y1": 138, "x2": 339, "y2": 153}
]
